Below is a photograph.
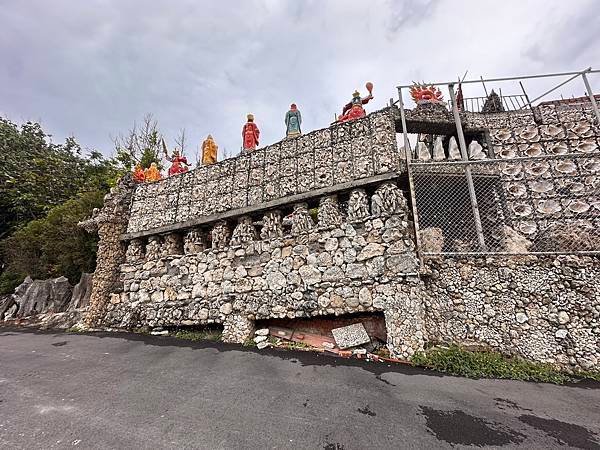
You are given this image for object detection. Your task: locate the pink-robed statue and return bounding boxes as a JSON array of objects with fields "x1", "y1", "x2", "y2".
[
  {"x1": 338, "y1": 82, "x2": 374, "y2": 122},
  {"x1": 163, "y1": 140, "x2": 189, "y2": 176},
  {"x1": 242, "y1": 113, "x2": 260, "y2": 152}
]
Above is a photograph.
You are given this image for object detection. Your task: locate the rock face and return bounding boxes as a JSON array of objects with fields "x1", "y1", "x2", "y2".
[
  {"x1": 68, "y1": 273, "x2": 94, "y2": 311},
  {"x1": 14, "y1": 276, "x2": 73, "y2": 317}
]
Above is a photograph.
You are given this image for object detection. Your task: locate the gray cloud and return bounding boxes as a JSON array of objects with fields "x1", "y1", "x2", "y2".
[{"x1": 1, "y1": 0, "x2": 599, "y2": 161}]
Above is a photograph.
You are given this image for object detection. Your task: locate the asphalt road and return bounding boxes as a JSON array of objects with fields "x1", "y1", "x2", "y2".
[{"x1": 0, "y1": 329, "x2": 599, "y2": 450}]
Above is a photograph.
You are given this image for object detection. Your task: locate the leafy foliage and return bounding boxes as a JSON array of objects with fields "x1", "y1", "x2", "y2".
[
  {"x1": 411, "y1": 345, "x2": 600, "y2": 385},
  {"x1": 0, "y1": 191, "x2": 105, "y2": 294},
  {"x1": 0, "y1": 118, "x2": 122, "y2": 239}
]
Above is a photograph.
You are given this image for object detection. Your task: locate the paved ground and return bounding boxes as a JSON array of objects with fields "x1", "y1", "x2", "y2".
[{"x1": 0, "y1": 329, "x2": 599, "y2": 450}]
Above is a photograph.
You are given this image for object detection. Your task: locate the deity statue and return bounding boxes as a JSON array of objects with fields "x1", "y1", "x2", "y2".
[
  {"x1": 144, "y1": 162, "x2": 162, "y2": 182},
  {"x1": 242, "y1": 113, "x2": 260, "y2": 152},
  {"x1": 132, "y1": 164, "x2": 146, "y2": 183},
  {"x1": 163, "y1": 142, "x2": 189, "y2": 177},
  {"x1": 409, "y1": 83, "x2": 444, "y2": 104},
  {"x1": 285, "y1": 103, "x2": 302, "y2": 138},
  {"x1": 201, "y1": 135, "x2": 218, "y2": 166},
  {"x1": 338, "y1": 82, "x2": 374, "y2": 122}
]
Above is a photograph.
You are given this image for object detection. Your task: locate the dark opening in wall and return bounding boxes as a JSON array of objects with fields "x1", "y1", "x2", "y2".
[{"x1": 255, "y1": 311, "x2": 387, "y2": 353}]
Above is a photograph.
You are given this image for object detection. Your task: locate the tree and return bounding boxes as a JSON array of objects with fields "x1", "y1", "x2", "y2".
[
  {"x1": 114, "y1": 114, "x2": 163, "y2": 170},
  {"x1": 0, "y1": 190, "x2": 105, "y2": 294},
  {"x1": 0, "y1": 118, "x2": 122, "y2": 239}
]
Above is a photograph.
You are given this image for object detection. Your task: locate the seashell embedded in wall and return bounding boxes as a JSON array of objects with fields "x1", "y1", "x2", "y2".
[
  {"x1": 582, "y1": 160, "x2": 600, "y2": 174},
  {"x1": 539, "y1": 124, "x2": 565, "y2": 140},
  {"x1": 555, "y1": 160, "x2": 577, "y2": 175},
  {"x1": 506, "y1": 183, "x2": 527, "y2": 197},
  {"x1": 567, "y1": 121, "x2": 593, "y2": 139},
  {"x1": 520, "y1": 143, "x2": 543, "y2": 157},
  {"x1": 572, "y1": 138, "x2": 598, "y2": 154},
  {"x1": 567, "y1": 200, "x2": 590, "y2": 214},
  {"x1": 546, "y1": 141, "x2": 568, "y2": 156},
  {"x1": 512, "y1": 203, "x2": 533, "y2": 217},
  {"x1": 529, "y1": 180, "x2": 554, "y2": 194},
  {"x1": 518, "y1": 221, "x2": 537, "y2": 235},
  {"x1": 491, "y1": 128, "x2": 513, "y2": 143},
  {"x1": 536, "y1": 199, "x2": 561, "y2": 214},
  {"x1": 525, "y1": 161, "x2": 550, "y2": 177},
  {"x1": 501, "y1": 164, "x2": 523, "y2": 178},
  {"x1": 518, "y1": 125, "x2": 540, "y2": 142}
]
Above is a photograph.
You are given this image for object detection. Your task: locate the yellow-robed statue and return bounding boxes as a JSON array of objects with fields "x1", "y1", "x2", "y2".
[{"x1": 201, "y1": 135, "x2": 218, "y2": 165}]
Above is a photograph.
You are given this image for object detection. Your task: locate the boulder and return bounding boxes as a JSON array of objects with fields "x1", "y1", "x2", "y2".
[
  {"x1": 68, "y1": 273, "x2": 94, "y2": 311},
  {"x1": 15, "y1": 276, "x2": 73, "y2": 317}
]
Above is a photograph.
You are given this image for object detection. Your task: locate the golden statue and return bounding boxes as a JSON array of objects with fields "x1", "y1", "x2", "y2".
[
  {"x1": 144, "y1": 162, "x2": 162, "y2": 182},
  {"x1": 201, "y1": 134, "x2": 218, "y2": 165}
]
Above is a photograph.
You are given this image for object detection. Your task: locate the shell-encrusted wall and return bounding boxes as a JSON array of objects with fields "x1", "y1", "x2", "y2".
[{"x1": 126, "y1": 108, "x2": 400, "y2": 235}]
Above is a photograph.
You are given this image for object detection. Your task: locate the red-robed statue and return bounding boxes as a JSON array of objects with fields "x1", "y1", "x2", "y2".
[
  {"x1": 162, "y1": 140, "x2": 189, "y2": 177},
  {"x1": 242, "y1": 113, "x2": 260, "y2": 152},
  {"x1": 338, "y1": 82, "x2": 374, "y2": 122}
]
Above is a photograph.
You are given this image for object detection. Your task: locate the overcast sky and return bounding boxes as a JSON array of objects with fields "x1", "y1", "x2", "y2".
[{"x1": 2, "y1": 0, "x2": 599, "y2": 162}]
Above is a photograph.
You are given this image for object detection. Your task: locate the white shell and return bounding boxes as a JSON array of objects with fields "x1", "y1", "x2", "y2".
[
  {"x1": 555, "y1": 161, "x2": 577, "y2": 174},
  {"x1": 512, "y1": 203, "x2": 533, "y2": 216},
  {"x1": 519, "y1": 126, "x2": 539, "y2": 142},
  {"x1": 546, "y1": 142, "x2": 568, "y2": 155},
  {"x1": 568, "y1": 200, "x2": 590, "y2": 214},
  {"x1": 541, "y1": 124, "x2": 564, "y2": 138},
  {"x1": 575, "y1": 139, "x2": 598, "y2": 154},
  {"x1": 507, "y1": 183, "x2": 526, "y2": 197},
  {"x1": 502, "y1": 164, "x2": 522, "y2": 177},
  {"x1": 584, "y1": 176, "x2": 599, "y2": 188},
  {"x1": 494, "y1": 129, "x2": 513, "y2": 142},
  {"x1": 529, "y1": 180, "x2": 553, "y2": 193},
  {"x1": 569, "y1": 121, "x2": 592, "y2": 137},
  {"x1": 582, "y1": 160, "x2": 600, "y2": 174},
  {"x1": 523, "y1": 143, "x2": 543, "y2": 157},
  {"x1": 568, "y1": 182, "x2": 585, "y2": 193},
  {"x1": 519, "y1": 221, "x2": 537, "y2": 235},
  {"x1": 498, "y1": 147, "x2": 516, "y2": 159},
  {"x1": 537, "y1": 199, "x2": 561, "y2": 214},
  {"x1": 525, "y1": 161, "x2": 550, "y2": 176}
]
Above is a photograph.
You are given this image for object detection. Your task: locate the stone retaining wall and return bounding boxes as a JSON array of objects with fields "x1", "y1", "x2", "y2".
[{"x1": 423, "y1": 256, "x2": 600, "y2": 371}]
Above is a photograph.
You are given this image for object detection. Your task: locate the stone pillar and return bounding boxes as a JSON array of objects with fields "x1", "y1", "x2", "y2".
[
  {"x1": 383, "y1": 283, "x2": 426, "y2": 360},
  {"x1": 79, "y1": 175, "x2": 135, "y2": 328},
  {"x1": 222, "y1": 314, "x2": 255, "y2": 344}
]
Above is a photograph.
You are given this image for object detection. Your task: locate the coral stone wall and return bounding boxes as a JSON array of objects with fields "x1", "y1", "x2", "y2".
[
  {"x1": 423, "y1": 256, "x2": 600, "y2": 371},
  {"x1": 107, "y1": 192, "x2": 425, "y2": 358},
  {"x1": 126, "y1": 108, "x2": 400, "y2": 235}
]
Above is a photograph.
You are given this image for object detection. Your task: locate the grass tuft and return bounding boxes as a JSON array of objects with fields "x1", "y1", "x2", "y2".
[
  {"x1": 174, "y1": 330, "x2": 222, "y2": 342},
  {"x1": 411, "y1": 345, "x2": 600, "y2": 385}
]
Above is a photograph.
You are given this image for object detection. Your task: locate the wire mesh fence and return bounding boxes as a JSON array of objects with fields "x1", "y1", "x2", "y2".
[{"x1": 410, "y1": 153, "x2": 600, "y2": 255}]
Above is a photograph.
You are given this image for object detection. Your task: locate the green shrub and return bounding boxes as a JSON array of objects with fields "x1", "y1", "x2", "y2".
[{"x1": 412, "y1": 345, "x2": 572, "y2": 384}]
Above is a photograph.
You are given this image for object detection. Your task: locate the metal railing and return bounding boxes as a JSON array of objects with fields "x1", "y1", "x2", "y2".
[{"x1": 396, "y1": 67, "x2": 600, "y2": 258}]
